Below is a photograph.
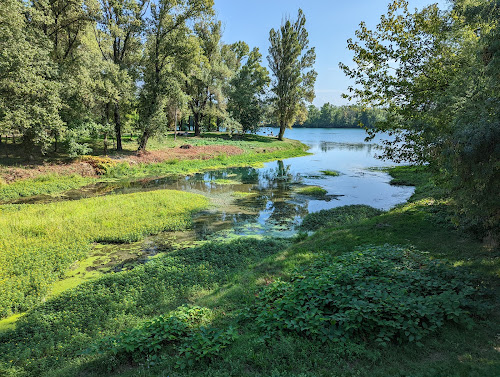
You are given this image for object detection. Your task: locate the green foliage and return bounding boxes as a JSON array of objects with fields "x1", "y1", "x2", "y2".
[
  {"x1": 0, "y1": 238, "x2": 288, "y2": 375},
  {"x1": 90, "y1": 305, "x2": 236, "y2": 368},
  {"x1": 297, "y1": 186, "x2": 327, "y2": 197},
  {"x1": 0, "y1": 189, "x2": 208, "y2": 316},
  {"x1": 0, "y1": 174, "x2": 94, "y2": 202},
  {"x1": 138, "y1": 0, "x2": 214, "y2": 151},
  {"x1": 0, "y1": 0, "x2": 63, "y2": 155},
  {"x1": 177, "y1": 326, "x2": 238, "y2": 369},
  {"x1": 299, "y1": 104, "x2": 386, "y2": 129},
  {"x1": 268, "y1": 9, "x2": 317, "y2": 140},
  {"x1": 320, "y1": 170, "x2": 340, "y2": 176},
  {"x1": 298, "y1": 205, "x2": 383, "y2": 232},
  {"x1": 246, "y1": 245, "x2": 489, "y2": 345},
  {"x1": 340, "y1": 0, "x2": 500, "y2": 238},
  {"x1": 228, "y1": 47, "x2": 270, "y2": 133}
]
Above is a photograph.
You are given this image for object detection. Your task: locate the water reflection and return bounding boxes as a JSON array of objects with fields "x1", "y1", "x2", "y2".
[{"x1": 6, "y1": 128, "x2": 415, "y2": 241}]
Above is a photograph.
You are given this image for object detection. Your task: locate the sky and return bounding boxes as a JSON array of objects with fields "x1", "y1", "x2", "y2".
[{"x1": 213, "y1": 0, "x2": 449, "y2": 107}]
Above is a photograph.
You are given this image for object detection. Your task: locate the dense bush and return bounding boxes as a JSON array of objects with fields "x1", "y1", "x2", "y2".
[
  {"x1": 246, "y1": 245, "x2": 488, "y2": 345},
  {"x1": 298, "y1": 205, "x2": 382, "y2": 232}
]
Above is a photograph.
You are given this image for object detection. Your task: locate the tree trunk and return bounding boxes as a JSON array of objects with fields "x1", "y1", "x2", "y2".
[
  {"x1": 138, "y1": 130, "x2": 150, "y2": 151},
  {"x1": 278, "y1": 122, "x2": 286, "y2": 141},
  {"x1": 103, "y1": 132, "x2": 108, "y2": 155},
  {"x1": 114, "y1": 102, "x2": 123, "y2": 151},
  {"x1": 194, "y1": 113, "x2": 201, "y2": 136}
]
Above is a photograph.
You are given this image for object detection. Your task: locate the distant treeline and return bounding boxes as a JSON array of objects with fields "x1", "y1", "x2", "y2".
[{"x1": 294, "y1": 104, "x2": 385, "y2": 128}]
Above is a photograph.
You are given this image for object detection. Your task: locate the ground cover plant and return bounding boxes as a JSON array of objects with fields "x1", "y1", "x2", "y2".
[
  {"x1": 320, "y1": 170, "x2": 340, "y2": 176},
  {"x1": 246, "y1": 245, "x2": 488, "y2": 345},
  {"x1": 0, "y1": 190, "x2": 208, "y2": 317},
  {"x1": 298, "y1": 205, "x2": 383, "y2": 232},
  {"x1": 0, "y1": 166, "x2": 497, "y2": 377},
  {"x1": 0, "y1": 238, "x2": 290, "y2": 376},
  {"x1": 0, "y1": 174, "x2": 95, "y2": 202}
]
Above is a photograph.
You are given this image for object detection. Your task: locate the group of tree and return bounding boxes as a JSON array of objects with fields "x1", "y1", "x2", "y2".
[
  {"x1": 295, "y1": 103, "x2": 385, "y2": 128},
  {"x1": 0, "y1": 2, "x2": 316, "y2": 155},
  {"x1": 341, "y1": 0, "x2": 499, "y2": 239}
]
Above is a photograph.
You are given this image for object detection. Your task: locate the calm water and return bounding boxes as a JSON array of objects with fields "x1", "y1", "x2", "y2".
[
  {"x1": 141, "y1": 128, "x2": 412, "y2": 240},
  {"x1": 13, "y1": 128, "x2": 414, "y2": 241}
]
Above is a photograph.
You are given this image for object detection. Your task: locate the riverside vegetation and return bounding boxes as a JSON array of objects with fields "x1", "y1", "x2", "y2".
[
  {"x1": 0, "y1": 134, "x2": 308, "y2": 203},
  {"x1": 0, "y1": 166, "x2": 497, "y2": 376}
]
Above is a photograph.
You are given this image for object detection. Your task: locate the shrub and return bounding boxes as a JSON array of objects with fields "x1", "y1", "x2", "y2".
[
  {"x1": 80, "y1": 155, "x2": 118, "y2": 175},
  {"x1": 89, "y1": 305, "x2": 237, "y2": 368},
  {"x1": 298, "y1": 205, "x2": 383, "y2": 232},
  {"x1": 246, "y1": 245, "x2": 488, "y2": 346}
]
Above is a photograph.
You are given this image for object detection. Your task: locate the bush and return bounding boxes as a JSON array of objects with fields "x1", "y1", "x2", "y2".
[
  {"x1": 246, "y1": 245, "x2": 488, "y2": 346},
  {"x1": 89, "y1": 305, "x2": 236, "y2": 368},
  {"x1": 298, "y1": 205, "x2": 382, "y2": 232}
]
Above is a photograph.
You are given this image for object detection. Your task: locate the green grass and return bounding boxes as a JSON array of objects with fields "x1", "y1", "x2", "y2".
[
  {"x1": 298, "y1": 204, "x2": 383, "y2": 231},
  {"x1": 0, "y1": 190, "x2": 208, "y2": 317},
  {"x1": 320, "y1": 170, "x2": 340, "y2": 176},
  {"x1": 0, "y1": 134, "x2": 308, "y2": 203},
  {"x1": 0, "y1": 166, "x2": 498, "y2": 377},
  {"x1": 0, "y1": 174, "x2": 95, "y2": 202},
  {"x1": 103, "y1": 136, "x2": 308, "y2": 180},
  {"x1": 297, "y1": 186, "x2": 328, "y2": 197},
  {"x1": 211, "y1": 178, "x2": 240, "y2": 185}
]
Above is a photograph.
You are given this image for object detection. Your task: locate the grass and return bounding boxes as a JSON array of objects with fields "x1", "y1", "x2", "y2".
[
  {"x1": 211, "y1": 179, "x2": 241, "y2": 185},
  {"x1": 0, "y1": 134, "x2": 308, "y2": 203},
  {"x1": 103, "y1": 136, "x2": 308, "y2": 180},
  {"x1": 0, "y1": 166, "x2": 498, "y2": 376},
  {"x1": 297, "y1": 186, "x2": 328, "y2": 197},
  {"x1": 297, "y1": 204, "x2": 383, "y2": 232},
  {"x1": 0, "y1": 190, "x2": 208, "y2": 317},
  {"x1": 320, "y1": 170, "x2": 340, "y2": 176},
  {"x1": 0, "y1": 174, "x2": 95, "y2": 202}
]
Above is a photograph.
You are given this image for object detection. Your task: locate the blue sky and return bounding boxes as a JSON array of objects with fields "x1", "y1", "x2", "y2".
[{"x1": 214, "y1": 0, "x2": 449, "y2": 107}]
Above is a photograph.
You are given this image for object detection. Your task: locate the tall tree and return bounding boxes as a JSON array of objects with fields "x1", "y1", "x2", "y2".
[
  {"x1": 185, "y1": 21, "x2": 233, "y2": 136},
  {"x1": 227, "y1": 46, "x2": 270, "y2": 133},
  {"x1": 138, "y1": 0, "x2": 213, "y2": 151},
  {"x1": 268, "y1": 9, "x2": 317, "y2": 140},
  {"x1": 340, "y1": 0, "x2": 499, "y2": 238},
  {"x1": 0, "y1": 0, "x2": 63, "y2": 156},
  {"x1": 95, "y1": 0, "x2": 148, "y2": 151}
]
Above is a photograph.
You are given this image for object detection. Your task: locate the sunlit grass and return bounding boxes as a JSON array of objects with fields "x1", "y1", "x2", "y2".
[{"x1": 0, "y1": 190, "x2": 208, "y2": 317}]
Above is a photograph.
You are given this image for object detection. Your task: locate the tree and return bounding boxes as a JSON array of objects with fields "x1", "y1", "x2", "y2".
[
  {"x1": 268, "y1": 9, "x2": 317, "y2": 140},
  {"x1": 0, "y1": 0, "x2": 63, "y2": 156},
  {"x1": 340, "y1": 0, "x2": 499, "y2": 238},
  {"x1": 95, "y1": 0, "x2": 148, "y2": 151},
  {"x1": 185, "y1": 21, "x2": 234, "y2": 136},
  {"x1": 227, "y1": 46, "x2": 270, "y2": 133},
  {"x1": 138, "y1": 0, "x2": 213, "y2": 151}
]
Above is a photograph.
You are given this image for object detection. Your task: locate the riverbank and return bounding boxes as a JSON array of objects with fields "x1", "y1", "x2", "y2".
[
  {"x1": 0, "y1": 133, "x2": 309, "y2": 202},
  {"x1": 0, "y1": 166, "x2": 497, "y2": 376}
]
